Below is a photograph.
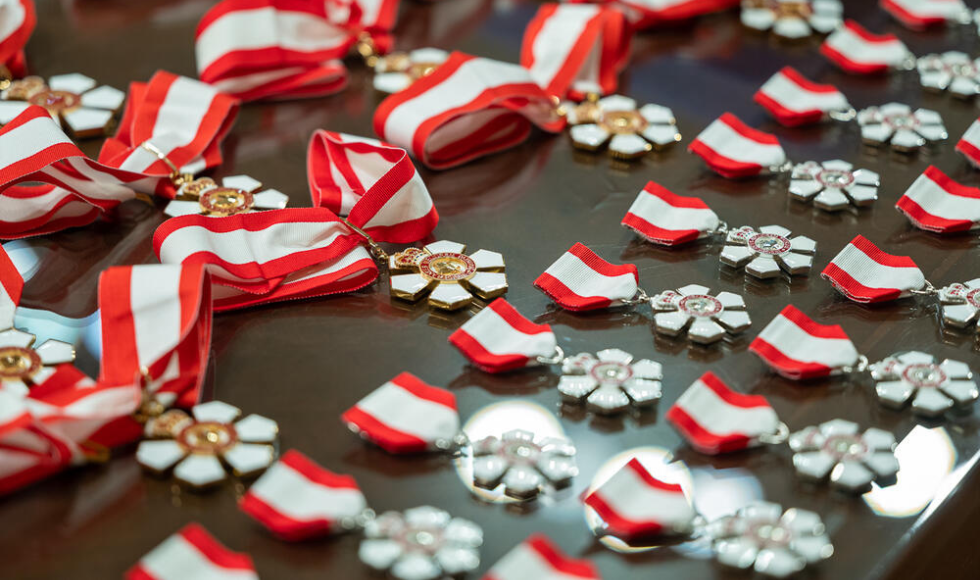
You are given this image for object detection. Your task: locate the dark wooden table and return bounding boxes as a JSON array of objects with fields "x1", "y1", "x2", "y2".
[{"x1": 2, "y1": 1, "x2": 979, "y2": 578}]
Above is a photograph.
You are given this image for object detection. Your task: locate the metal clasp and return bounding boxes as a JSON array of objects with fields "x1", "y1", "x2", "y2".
[
  {"x1": 758, "y1": 422, "x2": 790, "y2": 446},
  {"x1": 341, "y1": 218, "x2": 390, "y2": 262}
]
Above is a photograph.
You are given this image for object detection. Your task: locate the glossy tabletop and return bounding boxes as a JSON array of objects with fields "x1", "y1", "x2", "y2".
[{"x1": 2, "y1": 1, "x2": 980, "y2": 579}]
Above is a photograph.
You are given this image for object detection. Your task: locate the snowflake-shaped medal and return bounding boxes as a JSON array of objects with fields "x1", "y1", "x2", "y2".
[
  {"x1": 0, "y1": 328, "x2": 75, "y2": 395},
  {"x1": 789, "y1": 419, "x2": 899, "y2": 493},
  {"x1": 557, "y1": 349, "x2": 662, "y2": 414},
  {"x1": 163, "y1": 175, "x2": 289, "y2": 217},
  {"x1": 857, "y1": 103, "x2": 946, "y2": 152},
  {"x1": 359, "y1": 506, "x2": 482, "y2": 580},
  {"x1": 917, "y1": 51, "x2": 980, "y2": 98},
  {"x1": 789, "y1": 160, "x2": 879, "y2": 211},
  {"x1": 389, "y1": 241, "x2": 507, "y2": 311},
  {"x1": 720, "y1": 225, "x2": 816, "y2": 280},
  {"x1": 741, "y1": 0, "x2": 844, "y2": 40},
  {"x1": 374, "y1": 48, "x2": 449, "y2": 93},
  {"x1": 136, "y1": 401, "x2": 279, "y2": 489},
  {"x1": 939, "y1": 279, "x2": 980, "y2": 331},
  {"x1": 0, "y1": 74, "x2": 125, "y2": 137},
  {"x1": 651, "y1": 285, "x2": 751, "y2": 345},
  {"x1": 470, "y1": 429, "x2": 578, "y2": 500},
  {"x1": 870, "y1": 351, "x2": 978, "y2": 418},
  {"x1": 566, "y1": 94, "x2": 681, "y2": 160},
  {"x1": 706, "y1": 501, "x2": 833, "y2": 578}
]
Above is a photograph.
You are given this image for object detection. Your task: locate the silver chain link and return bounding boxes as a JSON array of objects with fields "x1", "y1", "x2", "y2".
[
  {"x1": 758, "y1": 422, "x2": 790, "y2": 446},
  {"x1": 535, "y1": 345, "x2": 566, "y2": 366}
]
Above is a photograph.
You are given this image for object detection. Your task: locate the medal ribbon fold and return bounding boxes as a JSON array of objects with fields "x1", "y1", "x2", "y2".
[
  {"x1": 896, "y1": 165, "x2": 980, "y2": 234},
  {"x1": 98, "y1": 70, "x2": 241, "y2": 197},
  {"x1": 881, "y1": 0, "x2": 969, "y2": 30},
  {"x1": 195, "y1": 0, "x2": 398, "y2": 101},
  {"x1": 820, "y1": 20, "x2": 910, "y2": 75},
  {"x1": 126, "y1": 523, "x2": 259, "y2": 580},
  {"x1": 667, "y1": 372, "x2": 781, "y2": 454},
  {"x1": 622, "y1": 181, "x2": 720, "y2": 246},
  {"x1": 0, "y1": 0, "x2": 34, "y2": 78},
  {"x1": 754, "y1": 66, "x2": 851, "y2": 127},
  {"x1": 750, "y1": 305, "x2": 860, "y2": 380},
  {"x1": 449, "y1": 298, "x2": 558, "y2": 373},
  {"x1": 821, "y1": 235, "x2": 926, "y2": 303},
  {"x1": 534, "y1": 243, "x2": 639, "y2": 312},
  {"x1": 373, "y1": 52, "x2": 565, "y2": 170},
  {"x1": 688, "y1": 113, "x2": 787, "y2": 178},
  {"x1": 521, "y1": 3, "x2": 631, "y2": 100},
  {"x1": 484, "y1": 534, "x2": 602, "y2": 580}
]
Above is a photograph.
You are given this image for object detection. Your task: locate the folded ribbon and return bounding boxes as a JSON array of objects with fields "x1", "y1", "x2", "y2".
[{"x1": 0, "y1": 0, "x2": 34, "y2": 78}]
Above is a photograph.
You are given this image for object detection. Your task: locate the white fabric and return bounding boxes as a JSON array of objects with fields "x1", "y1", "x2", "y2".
[
  {"x1": 674, "y1": 378, "x2": 780, "y2": 438},
  {"x1": 828, "y1": 243, "x2": 925, "y2": 293},
  {"x1": 354, "y1": 381, "x2": 459, "y2": 443},
  {"x1": 137, "y1": 532, "x2": 258, "y2": 580},
  {"x1": 543, "y1": 250, "x2": 637, "y2": 303},
  {"x1": 755, "y1": 313, "x2": 859, "y2": 370},
  {"x1": 694, "y1": 117, "x2": 785, "y2": 166},
  {"x1": 457, "y1": 304, "x2": 556, "y2": 358},
  {"x1": 590, "y1": 462, "x2": 694, "y2": 529},
  {"x1": 626, "y1": 187, "x2": 718, "y2": 234},
  {"x1": 487, "y1": 541, "x2": 594, "y2": 580},
  {"x1": 824, "y1": 25, "x2": 908, "y2": 68},
  {"x1": 248, "y1": 459, "x2": 366, "y2": 522},
  {"x1": 758, "y1": 70, "x2": 849, "y2": 113},
  {"x1": 901, "y1": 170, "x2": 980, "y2": 221},
  {"x1": 129, "y1": 265, "x2": 184, "y2": 369},
  {"x1": 526, "y1": 4, "x2": 598, "y2": 90}
]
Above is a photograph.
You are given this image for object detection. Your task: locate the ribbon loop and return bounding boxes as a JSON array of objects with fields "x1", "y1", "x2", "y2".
[
  {"x1": 750, "y1": 305, "x2": 860, "y2": 380},
  {"x1": 689, "y1": 113, "x2": 787, "y2": 179},
  {"x1": 821, "y1": 235, "x2": 926, "y2": 303},
  {"x1": 896, "y1": 166, "x2": 980, "y2": 234},
  {"x1": 820, "y1": 20, "x2": 911, "y2": 75},
  {"x1": 521, "y1": 3, "x2": 631, "y2": 100},
  {"x1": 534, "y1": 243, "x2": 639, "y2": 311},
  {"x1": 374, "y1": 51, "x2": 565, "y2": 170},
  {"x1": 622, "y1": 181, "x2": 720, "y2": 246},
  {"x1": 449, "y1": 298, "x2": 558, "y2": 373},
  {"x1": 0, "y1": 0, "x2": 34, "y2": 80}
]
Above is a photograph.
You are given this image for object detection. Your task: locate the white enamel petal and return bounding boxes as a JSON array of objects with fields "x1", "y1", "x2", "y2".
[
  {"x1": 622, "y1": 378, "x2": 662, "y2": 407},
  {"x1": 630, "y1": 359, "x2": 663, "y2": 380},
  {"x1": 466, "y1": 272, "x2": 507, "y2": 298},
  {"x1": 773, "y1": 17, "x2": 811, "y2": 39},
  {"x1": 639, "y1": 104, "x2": 674, "y2": 124},
  {"x1": 678, "y1": 284, "x2": 711, "y2": 296},
  {"x1": 252, "y1": 189, "x2": 289, "y2": 210},
  {"x1": 472, "y1": 455, "x2": 508, "y2": 488},
  {"x1": 425, "y1": 240, "x2": 467, "y2": 254},
  {"x1": 224, "y1": 443, "x2": 275, "y2": 477},
  {"x1": 557, "y1": 375, "x2": 598, "y2": 401},
  {"x1": 79, "y1": 85, "x2": 125, "y2": 110},
  {"x1": 136, "y1": 440, "x2": 187, "y2": 472},
  {"x1": 536, "y1": 454, "x2": 578, "y2": 485},
  {"x1": 715, "y1": 292, "x2": 745, "y2": 309},
  {"x1": 715, "y1": 537, "x2": 759, "y2": 570},
  {"x1": 791, "y1": 534, "x2": 834, "y2": 564},
  {"x1": 501, "y1": 464, "x2": 545, "y2": 498},
  {"x1": 34, "y1": 339, "x2": 75, "y2": 365},
  {"x1": 863, "y1": 452, "x2": 900, "y2": 479},
  {"x1": 608, "y1": 133, "x2": 650, "y2": 158},
  {"x1": 436, "y1": 547, "x2": 480, "y2": 575},
  {"x1": 359, "y1": 539, "x2": 403, "y2": 570},
  {"x1": 444, "y1": 518, "x2": 483, "y2": 547},
  {"x1": 641, "y1": 123, "x2": 680, "y2": 147},
  {"x1": 897, "y1": 351, "x2": 935, "y2": 365},
  {"x1": 809, "y1": 13, "x2": 842, "y2": 34},
  {"x1": 570, "y1": 124, "x2": 611, "y2": 149},
  {"x1": 428, "y1": 283, "x2": 474, "y2": 309},
  {"x1": 843, "y1": 185, "x2": 878, "y2": 206},
  {"x1": 469, "y1": 249, "x2": 504, "y2": 270},
  {"x1": 913, "y1": 108, "x2": 942, "y2": 125},
  {"x1": 940, "y1": 380, "x2": 980, "y2": 406},
  {"x1": 861, "y1": 428, "x2": 895, "y2": 451},
  {"x1": 940, "y1": 359, "x2": 973, "y2": 380},
  {"x1": 234, "y1": 414, "x2": 278, "y2": 443},
  {"x1": 915, "y1": 124, "x2": 948, "y2": 142},
  {"x1": 409, "y1": 48, "x2": 450, "y2": 64},
  {"x1": 48, "y1": 73, "x2": 97, "y2": 93},
  {"x1": 911, "y1": 388, "x2": 953, "y2": 417},
  {"x1": 0, "y1": 329, "x2": 35, "y2": 348},
  {"x1": 174, "y1": 454, "x2": 227, "y2": 487},
  {"x1": 830, "y1": 460, "x2": 875, "y2": 491},
  {"x1": 942, "y1": 304, "x2": 979, "y2": 327},
  {"x1": 63, "y1": 108, "x2": 113, "y2": 135},
  {"x1": 861, "y1": 123, "x2": 894, "y2": 144},
  {"x1": 789, "y1": 179, "x2": 822, "y2": 199},
  {"x1": 852, "y1": 168, "x2": 879, "y2": 185},
  {"x1": 754, "y1": 547, "x2": 806, "y2": 578},
  {"x1": 741, "y1": 8, "x2": 776, "y2": 31},
  {"x1": 890, "y1": 129, "x2": 925, "y2": 150},
  {"x1": 221, "y1": 174, "x2": 262, "y2": 192},
  {"x1": 596, "y1": 348, "x2": 633, "y2": 364},
  {"x1": 720, "y1": 245, "x2": 755, "y2": 268},
  {"x1": 164, "y1": 200, "x2": 205, "y2": 217},
  {"x1": 373, "y1": 72, "x2": 413, "y2": 94},
  {"x1": 714, "y1": 310, "x2": 751, "y2": 333},
  {"x1": 654, "y1": 311, "x2": 692, "y2": 336},
  {"x1": 391, "y1": 553, "x2": 440, "y2": 580},
  {"x1": 192, "y1": 400, "x2": 241, "y2": 423},
  {"x1": 586, "y1": 385, "x2": 631, "y2": 415},
  {"x1": 688, "y1": 318, "x2": 727, "y2": 344},
  {"x1": 920, "y1": 70, "x2": 952, "y2": 91},
  {"x1": 391, "y1": 273, "x2": 431, "y2": 300},
  {"x1": 788, "y1": 236, "x2": 816, "y2": 254},
  {"x1": 777, "y1": 252, "x2": 814, "y2": 276},
  {"x1": 793, "y1": 450, "x2": 836, "y2": 480},
  {"x1": 0, "y1": 100, "x2": 31, "y2": 124},
  {"x1": 949, "y1": 76, "x2": 979, "y2": 97},
  {"x1": 597, "y1": 95, "x2": 636, "y2": 112},
  {"x1": 746, "y1": 256, "x2": 782, "y2": 279},
  {"x1": 875, "y1": 380, "x2": 914, "y2": 408}
]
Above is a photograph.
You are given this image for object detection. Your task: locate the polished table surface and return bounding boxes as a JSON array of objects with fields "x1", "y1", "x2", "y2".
[{"x1": 2, "y1": 1, "x2": 980, "y2": 579}]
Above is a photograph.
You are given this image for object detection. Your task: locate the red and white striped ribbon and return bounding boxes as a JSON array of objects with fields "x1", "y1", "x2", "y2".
[
  {"x1": 955, "y1": 118, "x2": 980, "y2": 168},
  {"x1": 307, "y1": 130, "x2": 438, "y2": 243},
  {"x1": 98, "y1": 71, "x2": 241, "y2": 198},
  {"x1": 0, "y1": 0, "x2": 34, "y2": 77},
  {"x1": 0, "y1": 425, "x2": 74, "y2": 496},
  {"x1": 195, "y1": 0, "x2": 384, "y2": 102},
  {"x1": 666, "y1": 371, "x2": 781, "y2": 455},
  {"x1": 896, "y1": 165, "x2": 980, "y2": 234},
  {"x1": 622, "y1": 181, "x2": 719, "y2": 246},
  {"x1": 750, "y1": 305, "x2": 860, "y2": 380},
  {"x1": 449, "y1": 298, "x2": 558, "y2": 373},
  {"x1": 154, "y1": 209, "x2": 377, "y2": 312},
  {"x1": 583, "y1": 458, "x2": 694, "y2": 540},
  {"x1": 240, "y1": 449, "x2": 368, "y2": 541},
  {"x1": 0, "y1": 242, "x2": 23, "y2": 327},
  {"x1": 341, "y1": 372, "x2": 460, "y2": 454},
  {"x1": 534, "y1": 243, "x2": 639, "y2": 312},
  {"x1": 688, "y1": 113, "x2": 786, "y2": 178},
  {"x1": 483, "y1": 534, "x2": 602, "y2": 580},
  {"x1": 881, "y1": 0, "x2": 969, "y2": 30},
  {"x1": 568, "y1": 0, "x2": 738, "y2": 29},
  {"x1": 88, "y1": 264, "x2": 213, "y2": 448},
  {"x1": 820, "y1": 20, "x2": 911, "y2": 75},
  {"x1": 373, "y1": 51, "x2": 565, "y2": 170},
  {"x1": 754, "y1": 66, "x2": 850, "y2": 127},
  {"x1": 126, "y1": 523, "x2": 259, "y2": 580},
  {"x1": 821, "y1": 235, "x2": 926, "y2": 304},
  {"x1": 521, "y1": 3, "x2": 631, "y2": 100},
  {"x1": 0, "y1": 106, "x2": 149, "y2": 239}
]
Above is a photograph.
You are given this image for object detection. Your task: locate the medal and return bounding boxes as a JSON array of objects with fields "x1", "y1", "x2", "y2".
[
  {"x1": 582, "y1": 457, "x2": 835, "y2": 576},
  {"x1": 341, "y1": 372, "x2": 579, "y2": 500},
  {"x1": 136, "y1": 400, "x2": 279, "y2": 490},
  {"x1": 740, "y1": 0, "x2": 844, "y2": 40},
  {"x1": 564, "y1": 94, "x2": 681, "y2": 160},
  {"x1": 0, "y1": 73, "x2": 124, "y2": 137},
  {"x1": 389, "y1": 241, "x2": 508, "y2": 311},
  {"x1": 857, "y1": 102, "x2": 947, "y2": 152},
  {"x1": 917, "y1": 51, "x2": 980, "y2": 98},
  {"x1": 162, "y1": 174, "x2": 289, "y2": 217},
  {"x1": 373, "y1": 48, "x2": 449, "y2": 93},
  {"x1": 789, "y1": 160, "x2": 879, "y2": 212}
]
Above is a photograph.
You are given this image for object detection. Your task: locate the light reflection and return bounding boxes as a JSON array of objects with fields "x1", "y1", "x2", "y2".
[
  {"x1": 863, "y1": 426, "x2": 956, "y2": 518},
  {"x1": 455, "y1": 401, "x2": 566, "y2": 504},
  {"x1": 582, "y1": 446, "x2": 694, "y2": 553},
  {"x1": 14, "y1": 307, "x2": 101, "y2": 360},
  {"x1": 2, "y1": 240, "x2": 50, "y2": 283}
]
